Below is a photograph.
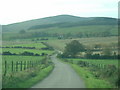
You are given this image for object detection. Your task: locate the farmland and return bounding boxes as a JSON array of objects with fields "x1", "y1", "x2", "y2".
[
  {"x1": 47, "y1": 36, "x2": 118, "y2": 51},
  {"x1": 47, "y1": 36, "x2": 119, "y2": 88},
  {"x1": 2, "y1": 55, "x2": 45, "y2": 74},
  {"x1": 1, "y1": 36, "x2": 119, "y2": 88},
  {"x1": 2, "y1": 48, "x2": 53, "y2": 55},
  {"x1": 5, "y1": 43, "x2": 46, "y2": 48},
  {"x1": 2, "y1": 41, "x2": 54, "y2": 88},
  {"x1": 1, "y1": 15, "x2": 119, "y2": 88},
  {"x1": 66, "y1": 59, "x2": 118, "y2": 67},
  {"x1": 28, "y1": 25, "x2": 118, "y2": 35}
]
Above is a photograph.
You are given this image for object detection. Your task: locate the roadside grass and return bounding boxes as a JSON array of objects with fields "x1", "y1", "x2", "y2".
[
  {"x1": 71, "y1": 64, "x2": 112, "y2": 88},
  {"x1": 67, "y1": 59, "x2": 118, "y2": 67},
  {"x1": 3, "y1": 64, "x2": 54, "y2": 88},
  {"x1": 60, "y1": 58, "x2": 118, "y2": 88},
  {"x1": 18, "y1": 65, "x2": 54, "y2": 88}
]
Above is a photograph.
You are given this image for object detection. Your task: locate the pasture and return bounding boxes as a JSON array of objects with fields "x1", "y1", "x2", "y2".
[
  {"x1": 2, "y1": 48, "x2": 53, "y2": 55},
  {"x1": 2, "y1": 55, "x2": 45, "y2": 75},
  {"x1": 2, "y1": 42, "x2": 46, "y2": 48},
  {"x1": 28, "y1": 25, "x2": 118, "y2": 35},
  {"x1": 2, "y1": 36, "x2": 118, "y2": 88},
  {"x1": 47, "y1": 36, "x2": 118, "y2": 51},
  {"x1": 67, "y1": 59, "x2": 118, "y2": 67},
  {"x1": 2, "y1": 41, "x2": 54, "y2": 88}
]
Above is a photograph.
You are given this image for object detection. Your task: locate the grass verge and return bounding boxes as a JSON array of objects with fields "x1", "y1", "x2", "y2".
[
  {"x1": 3, "y1": 65, "x2": 54, "y2": 88},
  {"x1": 71, "y1": 64, "x2": 113, "y2": 88}
]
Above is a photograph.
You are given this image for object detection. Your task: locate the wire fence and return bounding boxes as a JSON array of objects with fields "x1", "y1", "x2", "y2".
[
  {"x1": 2, "y1": 58, "x2": 46, "y2": 77},
  {"x1": 64, "y1": 59, "x2": 118, "y2": 70}
]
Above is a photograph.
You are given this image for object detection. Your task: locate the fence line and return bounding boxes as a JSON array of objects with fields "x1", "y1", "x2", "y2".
[
  {"x1": 72, "y1": 60, "x2": 117, "y2": 69},
  {"x1": 3, "y1": 59, "x2": 44, "y2": 76}
]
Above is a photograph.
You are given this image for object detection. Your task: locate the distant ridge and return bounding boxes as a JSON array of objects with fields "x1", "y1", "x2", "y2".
[{"x1": 2, "y1": 14, "x2": 117, "y2": 32}]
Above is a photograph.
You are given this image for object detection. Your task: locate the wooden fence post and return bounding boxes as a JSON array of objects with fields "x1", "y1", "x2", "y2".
[
  {"x1": 27, "y1": 61, "x2": 29, "y2": 69},
  {"x1": 24, "y1": 61, "x2": 26, "y2": 70},
  {"x1": 31, "y1": 61, "x2": 33, "y2": 68},
  {"x1": 16, "y1": 61, "x2": 18, "y2": 72},
  {"x1": 4, "y1": 61, "x2": 7, "y2": 76},
  {"x1": 20, "y1": 61, "x2": 22, "y2": 71},
  {"x1": 12, "y1": 61, "x2": 14, "y2": 72},
  {"x1": 30, "y1": 61, "x2": 32, "y2": 69}
]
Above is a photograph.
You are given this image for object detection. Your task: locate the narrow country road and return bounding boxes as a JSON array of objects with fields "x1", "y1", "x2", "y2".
[{"x1": 31, "y1": 54, "x2": 85, "y2": 88}]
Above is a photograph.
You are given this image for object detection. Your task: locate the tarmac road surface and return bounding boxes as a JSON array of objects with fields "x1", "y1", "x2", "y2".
[{"x1": 31, "y1": 54, "x2": 85, "y2": 88}]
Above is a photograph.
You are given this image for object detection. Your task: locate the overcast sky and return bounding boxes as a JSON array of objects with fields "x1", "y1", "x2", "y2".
[{"x1": 0, "y1": 0, "x2": 119, "y2": 25}]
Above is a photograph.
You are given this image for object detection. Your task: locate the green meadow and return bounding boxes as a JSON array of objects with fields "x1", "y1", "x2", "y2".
[
  {"x1": 2, "y1": 15, "x2": 119, "y2": 88},
  {"x1": 67, "y1": 59, "x2": 118, "y2": 67},
  {"x1": 47, "y1": 36, "x2": 118, "y2": 51},
  {"x1": 2, "y1": 41, "x2": 54, "y2": 88},
  {"x1": 2, "y1": 48, "x2": 53, "y2": 55}
]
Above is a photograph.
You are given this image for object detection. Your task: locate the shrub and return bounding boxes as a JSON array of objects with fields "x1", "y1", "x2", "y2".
[
  {"x1": 20, "y1": 51, "x2": 34, "y2": 56},
  {"x1": 2, "y1": 51, "x2": 14, "y2": 55}
]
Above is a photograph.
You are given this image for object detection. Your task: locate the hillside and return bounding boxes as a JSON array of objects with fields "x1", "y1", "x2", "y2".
[
  {"x1": 2, "y1": 15, "x2": 88, "y2": 32},
  {"x1": 2, "y1": 15, "x2": 118, "y2": 40},
  {"x1": 2, "y1": 15, "x2": 117, "y2": 32}
]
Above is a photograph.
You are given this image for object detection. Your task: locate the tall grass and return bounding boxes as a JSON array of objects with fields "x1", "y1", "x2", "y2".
[
  {"x1": 3, "y1": 64, "x2": 54, "y2": 88},
  {"x1": 71, "y1": 64, "x2": 112, "y2": 88}
]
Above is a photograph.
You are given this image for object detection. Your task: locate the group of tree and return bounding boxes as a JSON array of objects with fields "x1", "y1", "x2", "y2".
[
  {"x1": 1, "y1": 45, "x2": 53, "y2": 50},
  {"x1": 1, "y1": 46, "x2": 36, "y2": 49},
  {"x1": 10, "y1": 29, "x2": 117, "y2": 40},
  {"x1": 2, "y1": 51, "x2": 46, "y2": 56},
  {"x1": 58, "y1": 40, "x2": 119, "y2": 59},
  {"x1": 60, "y1": 40, "x2": 85, "y2": 58}
]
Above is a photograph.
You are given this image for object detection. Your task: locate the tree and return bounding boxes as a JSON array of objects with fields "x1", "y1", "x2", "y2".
[{"x1": 63, "y1": 40, "x2": 85, "y2": 58}]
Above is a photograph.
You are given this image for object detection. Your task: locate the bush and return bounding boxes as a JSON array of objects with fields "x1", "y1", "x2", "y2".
[
  {"x1": 34, "y1": 53, "x2": 40, "y2": 56},
  {"x1": 2, "y1": 51, "x2": 15, "y2": 55},
  {"x1": 20, "y1": 51, "x2": 34, "y2": 56}
]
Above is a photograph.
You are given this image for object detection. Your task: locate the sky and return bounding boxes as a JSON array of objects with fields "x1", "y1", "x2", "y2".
[{"x1": 0, "y1": 0, "x2": 119, "y2": 25}]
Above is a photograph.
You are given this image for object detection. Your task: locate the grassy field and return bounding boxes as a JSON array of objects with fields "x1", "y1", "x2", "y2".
[
  {"x1": 2, "y1": 41, "x2": 54, "y2": 55},
  {"x1": 2, "y1": 55, "x2": 45, "y2": 74},
  {"x1": 47, "y1": 36, "x2": 118, "y2": 51},
  {"x1": 3, "y1": 63, "x2": 54, "y2": 88},
  {"x1": 28, "y1": 25, "x2": 118, "y2": 35},
  {"x1": 2, "y1": 54, "x2": 54, "y2": 88},
  {"x1": 2, "y1": 42, "x2": 46, "y2": 48},
  {"x1": 2, "y1": 35, "x2": 118, "y2": 88},
  {"x1": 67, "y1": 59, "x2": 118, "y2": 67},
  {"x1": 71, "y1": 64, "x2": 113, "y2": 88},
  {"x1": 2, "y1": 41, "x2": 55, "y2": 88},
  {"x1": 2, "y1": 48, "x2": 53, "y2": 55},
  {"x1": 3, "y1": 24, "x2": 118, "y2": 40}
]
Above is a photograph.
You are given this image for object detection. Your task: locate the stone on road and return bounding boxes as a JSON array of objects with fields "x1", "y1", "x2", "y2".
[{"x1": 32, "y1": 54, "x2": 85, "y2": 88}]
